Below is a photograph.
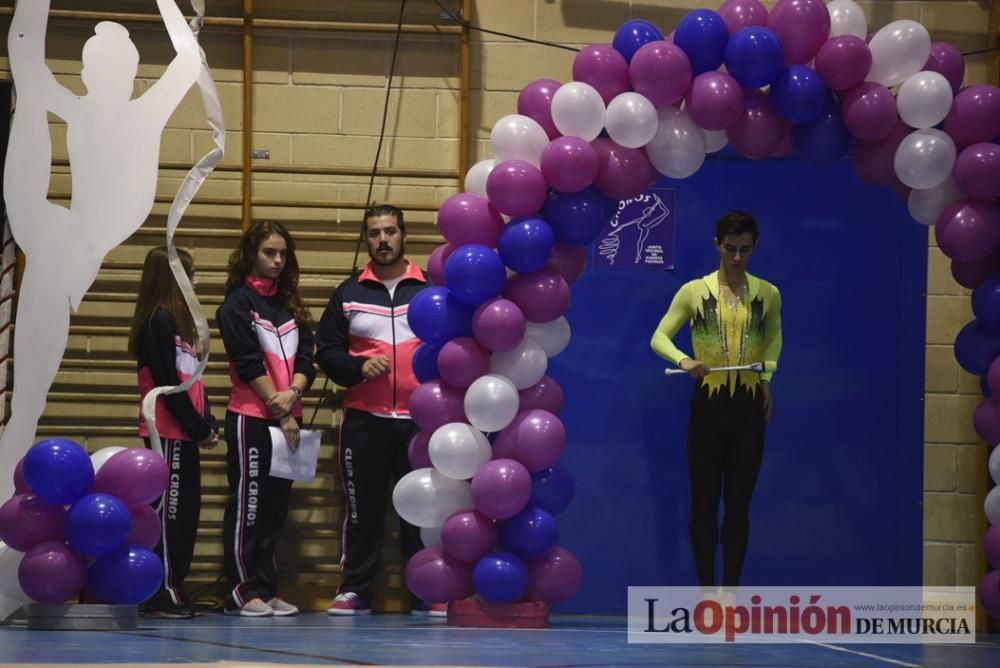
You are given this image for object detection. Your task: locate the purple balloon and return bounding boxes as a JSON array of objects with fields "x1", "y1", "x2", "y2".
[
  {"x1": 405, "y1": 545, "x2": 475, "y2": 604},
  {"x1": 408, "y1": 431, "x2": 433, "y2": 469},
  {"x1": 519, "y1": 376, "x2": 565, "y2": 414},
  {"x1": 540, "y1": 137, "x2": 599, "y2": 194},
  {"x1": 572, "y1": 44, "x2": 630, "y2": 105},
  {"x1": 851, "y1": 120, "x2": 910, "y2": 186},
  {"x1": 493, "y1": 409, "x2": 566, "y2": 473},
  {"x1": 471, "y1": 458, "x2": 532, "y2": 520},
  {"x1": 978, "y1": 570, "x2": 1000, "y2": 619},
  {"x1": 717, "y1": 0, "x2": 768, "y2": 35},
  {"x1": 503, "y1": 267, "x2": 571, "y2": 323},
  {"x1": 523, "y1": 546, "x2": 583, "y2": 603},
  {"x1": 974, "y1": 398, "x2": 1000, "y2": 444},
  {"x1": 437, "y1": 193, "x2": 505, "y2": 248},
  {"x1": 472, "y1": 298, "x2": 526, "y2": 353},
  {"x1": 841, "y1": 82, "x2": 897, "y2": 142},
  {"x1": 935, "y1": 199, "x2": 1000, "y2": 263},
  {"x1": 987, "y1": 522, "x2": 1000, "y2": 569},
  {"x1": 685, "y1": 71, "x2": 745, "y2": 131},
  {"x1": 766, "y1": 0, "x2": 830, "y2": 65},
  {"x1": 408, "y1": 380, "x2": 466, "y2": 433},
  {"x1": 93, "y1": 449, "x2": 168, "y2": 508},
  {"x1": 549, "y1": 244, "x2": 587, "y2": 284},
  {"x1": 725, "y1": 88, "x2": 784, "y2": 159},
  {"x1": 952, "y1": 255, "x2": 1000, "y2": 291},
  {"x1": 814, "y1": 36, "x2": 871, "y2": 92},
  {"x1": 13, "y1": 457, "x2": 29, "y2": 495},
  {"x1": 427, "y1": 243, "x2": 455, "y2": 286},
  {"x1": 441, "y1": 510, "x2": 498, "y2": 562},
  {"x1": 486, "y1": 160, "x2": 548, "y2": 218},
  {"x1": 18, "y1": 541, "x2": 86, "y2": 604},
  {"x1": 943, "y1": 84, "x2": 1000, "y2": 148},
  {"x1": 127, "y1": 504, "x2": 162, "y2": 551},
  {"x1": 924, "y1": 42, "x2": 965, "y2": 95},
  {"x1": 990, "y1": 356, "x2": 1000, "y2": 397},
  {"x1": 591, "y1": 137, "x2": 657, "y2": 201},
  {"x1": 517, "y1": 78, "x2": 562, "y2": 140},
  {"x1": 437, "y1": 337, "x2": 490, "y2": 389},
  {"x1": 954, "y1": 143, "x2": 1000, "y2": 201},
  {"x1": 0, "y1": 494, "x2": 67, "y2": 551},
  {"x1": 628, "y1": 40, "x2": 692, "y2": 107}
]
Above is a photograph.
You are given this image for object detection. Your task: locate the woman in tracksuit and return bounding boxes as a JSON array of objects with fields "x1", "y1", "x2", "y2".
[{"x1": 216, "y1": 221, "x2": 315, "y2": 617}]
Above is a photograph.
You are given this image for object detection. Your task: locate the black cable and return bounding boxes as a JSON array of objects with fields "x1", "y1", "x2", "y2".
[
  {"x1": 433, "y1": 0, "x2": 580, "y2": 52},
  {"x1": 961, "y1": 46, "x2": 1000, "y2": 57}
]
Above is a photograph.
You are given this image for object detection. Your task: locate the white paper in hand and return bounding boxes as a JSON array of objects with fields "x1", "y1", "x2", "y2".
[{"x1": 269, "y1": 427, "x2": 321, "y2": 482}]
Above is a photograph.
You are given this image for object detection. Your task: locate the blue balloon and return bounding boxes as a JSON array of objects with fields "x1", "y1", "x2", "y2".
[
  {"x1": 498, "y1": 217, "x2": 556, "y2": 274},
  {"x1": 954, "y1": 320, "x2": 1000, "y2": 376},
  {"x1": 499, "y1": 505, "x2": 559, "y2": 561},
  {"x1": 541, "y1": 187, "x2": 609, "y2": 246},
  {"x1": 792, "y1": 103, "x2": 853, "y2": 166},
  {"x1": 407, "y1": 287, "x2": 475, "y2": 347},
  {"x1": 530, "y1": 466, "x2": 575, "y2": 515},
  {"x1": 66, "y1": 493, "x2": 131, "y2": 556},
  {"x1": 473, "y1": 551, "x2": 528, "y2": 604},
  {"x1": 411, "y1": 342, "x2": 441, "y2": 383},
  {"x1": 972, "y1": 272, "x2": 1000, "y2": 331},
  {"x1": 23, "y1": 438, "x2": 94, "y2": 505},
  {"x1": 86, "y1": 546, "x2": 164, "y2": 604},
  {"x1": 724, "y1": 27, "x2": 785, "y2": 89},
  {"x1": 612, "y1": 19, "x2": 664, "y2": 63},
  {"x1": 444, "y1": 244, "x2": 507, "y2": 306},
  {"x1": 673, "y1": 10, "x2": 730, "y2": 75},
  {"x1": 770, "y1": 66, "x2": 830, "y2": 124}
]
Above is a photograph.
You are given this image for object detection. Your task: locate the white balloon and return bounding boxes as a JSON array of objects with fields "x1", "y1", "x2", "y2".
[
  {"x1": 491, "y1": 114, "x2": 550, "y2": 167},
  {"x1": 703, "y1": 129, "x2": 728, "y2": 154},
  {"x1": 0, "y1": 543, "x2": 29, "y2": 604},
  {"x1": 897, "y1": 71, "x2": 953, "y2": 129},
  {"x1": 391, "y1": 468, "x2": 473, "y2": 528},
  {"x1": 465, "y1": 158, "x2": 495, "y2": 196},
  {"x1": 90, "y1": 446, "x2": 127, "y2": 474},
  {"x1": 987, "y1": 485, "x2": 1000, "y2": 525},
  {"x1": 894, "y1": 128, "x2": 956, "y2": 190},
  {"x1": 420, "y1": 525, "x2": 442, "y2": 548},
  {"x1": 525, "y1": 317, "x2": 571, "y2": 357},
  {"x1": 907, "y1": 175, "x2": 963, "y2": 226},
  {"x1": 489, "y1": 337, "x2": 548, "y2": 390},
  {"x1": 551, "y1": 82, "x2": 606, "y2": 142},
  {"x1": 429, "y1": 422, "x2": 492, "y2": 480},
  {"x1": 867, "y1": 20, "x2": 931, "y2": 88},
  {"x1": 605, "y1": 92, "x2": 658, "y2": 149},
  {"x1": 464, "y1": 374, "x2": 520, "y2": 433},
  {"x1": 646, "y1": 106, "x2": 707, "y2": 179},
  {"x1": 990, "y1": 444, "x2": 1000, "y2": 485},
  {"x1": 827, "y1": 0, "x2": 867, "y2": 40}
]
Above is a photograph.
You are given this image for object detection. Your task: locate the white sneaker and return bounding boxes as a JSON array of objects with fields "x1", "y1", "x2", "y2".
[
  {"x1": 267, "y1": 597, "x2": 299, "y2": 617},
  {"x1": 224, "y1": 597, "x2": 274, "y2": 617}
]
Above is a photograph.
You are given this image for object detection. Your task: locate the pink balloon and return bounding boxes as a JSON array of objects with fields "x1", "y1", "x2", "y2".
[
  {"x1": 766, "y1": 0, "x2": 830, "y2": 65},
  {"x1": 471, "y1": 458, "x2": 532, "y2": 520},
  {"x1": 975, "y1": 398, "x2": 1000, "y2": 444},
  {"x1": 486, "y1": 160, "x2": 548, "y2": 218},
  {"x1": 685, "y1": 71, "x2": 745, "y2": 131},
  {"x1": 503, "y1": 267, "x2": 571, "y2": 323},
  {"x1": 990, "y1": 356, "x2": 1000, "y2": 398},
  {"x1": 540, "y1": 137, "x2": 599, "y2": 193},
  {"x1": 851, "y1": 120, "x2": 910, "y2": 186},
  {"x1": 437, "y1": 194, "x2": 505, "y2": 248},
  {"x1": 591, "y1": 137, "x2": 657, "y2": 200},
  {"x1": 524, "y1": 546, "x2": 583, "y2": 603},
  {"x1": 493, "y1": 410, "x2": 566, "y2": 473},
  {"x1": 935, "y1": 199, "x2": 1000, "y2": 264},
  {"x1": 13, "y1": 457, "x2": 29, "y2": 495},
  {"x1": 405, "y1": 546, "x2": 475, "y2": 604},
  {"x1": 548, "y1": 244, "x2": 587, "y2": 284},
  {"x1": 725, "y1": 89, "x2": 784, "y2": 159},
  {"x1": 472, "y1": 298, "x2": 526, "y2": 352},
  {"x1": 572, "y1": 44, "x2": 630, "y2": 105},
  {"x1": 952, "y1": 255, "x2": 1000, "y2": 291},
  {"x1": 18, "y1": 541, "x2": 86, "y2": 604},
  {"x1": 94, "y1": 449, "x2": 168, "y2": 508},
  {"x1": 841, "y1": 82, "x2": 897, "y2": 142},
  {"x1": 943, "y1": 84, "x2": 1000, "y2": 148},
  {"x1": 408, "y1": 431, "x2": 433, "y2": 469},
  {"x1": 924, "y1": 42, "x2": 965, "y2": 95},
  {"x1": 519, "y1": 376, "x2": 565, "y2": 414},
  {"x1": 408, "y1": 380, "x2": 466, "y2": 432},
  {"x1": 437, "y1": 337, "x2": 490, "y2": 389},
  {"x1": 427, "y1": 243, "x2": 455, "y2": 286},
  {"x1": 518, "y1": 78, "x2": 562, "y2": 140},
  {"x1": 770, "y1": 121, "x2": 794, "y2": 158},
  {"x1": 717, "y1": 0, "x2": 768, "y2": 35},
  {"x1": 0, "y1": 494, "x2": 67, "y2": 551},
  {"x1": 814, "y1": 36, "x2": 871, "y2": 92},
  {"x1": 440, "y1": 510, "x2": 498, "y2": 562},
  {"x1": 628, "y1": 40, "x2": 692, "y2": 107},
  {"x1": 954, "y1": 143, "x2": 1000, "y2": 201},
  {"x1": 127, "y1": 505, "x2": 161, "y2": 551}
]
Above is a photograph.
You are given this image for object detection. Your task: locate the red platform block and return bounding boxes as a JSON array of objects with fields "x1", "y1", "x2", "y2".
[{"x1": 447, "y1": 598, "x2": 550, "y2": 628}]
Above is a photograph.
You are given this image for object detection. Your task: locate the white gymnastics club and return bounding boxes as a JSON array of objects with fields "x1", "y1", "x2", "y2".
[{"x1": 664, "y1": 361, "x2": 766, "y2": 377}]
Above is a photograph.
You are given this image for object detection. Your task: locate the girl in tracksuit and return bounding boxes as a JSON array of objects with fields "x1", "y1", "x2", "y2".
[{"x1": 216, "y1": 221, "x2": 315, "y2": 617}]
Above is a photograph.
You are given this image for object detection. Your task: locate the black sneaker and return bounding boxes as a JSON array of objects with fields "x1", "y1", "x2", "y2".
[{"x1": 140, "y1": 601, "x2": 197, "y2": 619}]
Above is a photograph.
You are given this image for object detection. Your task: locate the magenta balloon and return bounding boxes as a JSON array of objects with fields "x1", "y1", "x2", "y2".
[
  {"x1": 628, "y1": 40, "x2": 692, "y2": 107},
  {"x1": 943, "y1": 84, "x2": 1000, "y2": 148},
  {"x1": 572, "y1": 44, "x2": 630, "y2": 105},
  {"x1": 427, "y1": 243, "x2": 456, "y2": 286},
  {"x1": 18, "y1": 541, "x2": 86, "y2": 604},
  {"x1": 890, "y1": 178, "x2": 911, "y2": 203},
  {"x1": 437, "y1": 194, "x2": 505, "y2": 248},
  {"x1": 94, "y1": 449, "x2": 168, "y2": 508},
  {"x1": 935, "y1": 199, "x2": 1000, "y2": 263},
  {"x1": 591, "y1": 137, "x2": 657, "y2": 200},
  {"x1": 408, "y1": 431, "x2": 433, "y2": 469},
  {"x1": 486, "y1": 160, "x2": 548, "y2": 218},
  {"x1": 437, "y1": 337, "x2": 490, "y2": 389},
  {"x1": 725, "y1": 89, "x2": 784, "y2": 159},
  {"x1": 770, "y1": 121, "x2": 794, "y2": 158},
  {"x1": 952, "y1": 255, "x2": 1000, "y2": 291},
  {"x1": 766, "y1": 0, "x2": 830, "y2": 65},
  {"x1": 990, "y1": 357, "x2": 1000, "y2": 397},
  {"x1": 986, "y1": 523, "x2": 1000, "y2": 569},
  {"x1": 841, "y1": 82, "x2": 897, "y2": 142},
  {"x1": 517, "y1": 78, "x2": 562, "y2": 140},
  {"x1": 717, "y1": 0, "x2": 768, "y2": 35},
  {"x1": 975, "y1": 398, "x2": 1000, "y2": 444},
  {"x1": 127, "y1": 505, "x2": 162, "y2": 551},
  {"x1": 540, "y1": 137, "x2": 600, "y2": 193},
  {"x1": 851, "y1": 120, "x2": 910, "y2": 186},
  {"x1": 503, "y1": 267, "x2": 571, "y2": 323},
  {"x1": 685, "y1": 71, "x2": 745, "y2": 131},
  {"x1": 493, "y1": 409, "x2": 566, "y2": 473},
  {"x1": 954, "y1": 143, "x2": 1000, "y2": 201},
  {"x1": 471, "y1": 458, "x2": 532, "y2": 520},
  {"x1": 524, "y1": 546, "x2": 583, "y2": 603},
  {"x1": 0, "y1": 494, "x2": 67, "y2": 552},
  {"x1": 408, "y1": 380, "x2": 466, "y2": 432},
  {"x1": 472, "y1": 298, "x2": 526, "y2": 352},
  {"x1": 979, "y1": 571, "x2": 1000, "y2": 619},
  {"x1": 405, "y1": 546, "x2": 475, "y2": 604},
  {"x1": 519, "y1": 376, "x2": 565, "y2": 414},
  {"x1": 13, "y1": 458, "x2": 29, "y2": 495},
  {"x1": 814, "y1": 36, "x2": 871, "y2": 92},
  {"x1": 923, "y1": 42, "x2": 965, "y2": 95},
  {"x1": 440, "y1": 510, "x2": 498, "y2": 562},
  {"x1": 549, "y1": 244, "x2": 587, "y2": 284}
]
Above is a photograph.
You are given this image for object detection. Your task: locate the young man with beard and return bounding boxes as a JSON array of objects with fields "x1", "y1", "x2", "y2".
[{"x1": 316, "y1": 205, "x2": 443, "y2": 616}]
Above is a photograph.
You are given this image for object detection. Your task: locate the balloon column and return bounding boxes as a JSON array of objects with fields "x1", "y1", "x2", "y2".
[{"x1": 1, "y1": 439, "x2": 168, "y2": 606}]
